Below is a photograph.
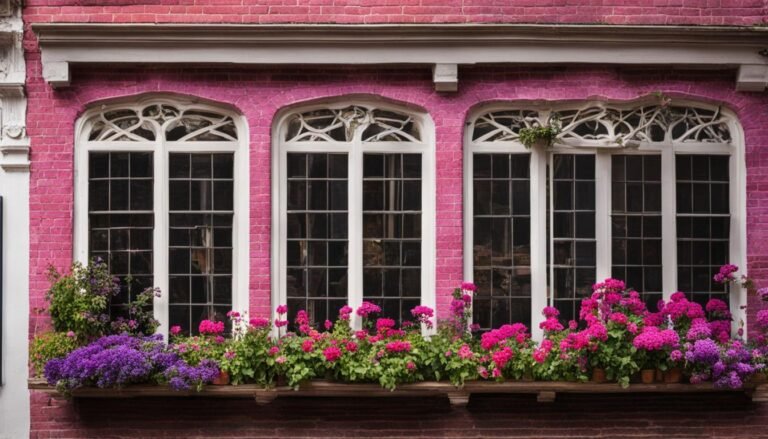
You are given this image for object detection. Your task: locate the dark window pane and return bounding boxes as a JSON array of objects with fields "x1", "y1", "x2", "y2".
[
  {"x1": 363, "y1": 153, "x2": 422, "y2": 324},
  {"x1": 676, "y1": 154, "x2": 730, "y2": 303}
]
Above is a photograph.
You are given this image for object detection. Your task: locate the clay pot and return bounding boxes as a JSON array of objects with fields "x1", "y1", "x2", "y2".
[
  {"x1": 664, "y1": 367, "x2": 682, "y2": 384},
  {"x1": 641, "y1": 369, "x2": 655, "y2": 384},
  {"x1": 212, "y1": 370, "x2": 230, "y2": 385},
  {"x1": 751, "y1": 372, "x2": 768, "y2": 384},
  {"x1": 655, "y1": 369, "x2": 664, "y2": 382},
  {"x1": 591, "y1": 368, "x2": 607, "y2": 383}
]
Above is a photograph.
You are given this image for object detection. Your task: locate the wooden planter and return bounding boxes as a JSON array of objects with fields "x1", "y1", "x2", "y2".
[{"x1": 28, "y1": 378, "x2": 766, "y2": 407}]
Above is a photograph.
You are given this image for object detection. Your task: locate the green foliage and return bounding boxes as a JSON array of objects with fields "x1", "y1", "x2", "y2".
[
  {"x1": 419, "y1": 330, "x2": 480, "y2": 386},
  {"x1": 170, "y1": 335, "x2": 227, "y2": 367},
  {"x1": 532, "y1": 332, "x2": 588, "y2": 382},
  {"x1": 220, "y1": 327, "x2": 277, "y2": 386},
  {"x1": 518, "y1": 115, "x2": 561, "y2": 149},
  {"x1": 589, "y1": 320, "x2": 642, "y2": 388},
  {"x1": 45, "y1": 260, "x2": 118, "y2": 338},
  {"x1": 108, "y1": 286, "x2": 161, "y2": 336},
  {"x1": 29, "y1": 332, "x2": 80, "y2": 377}
]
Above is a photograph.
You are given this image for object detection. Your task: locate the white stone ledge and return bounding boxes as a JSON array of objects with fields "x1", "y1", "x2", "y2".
[{"x1": 32, "y1": 23, "x2": 768, "y2": 91}]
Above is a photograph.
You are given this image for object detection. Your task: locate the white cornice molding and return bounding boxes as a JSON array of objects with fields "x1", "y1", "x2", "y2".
[{"x1": 32, "y1": 23, "x2": 768, "y2": 91}]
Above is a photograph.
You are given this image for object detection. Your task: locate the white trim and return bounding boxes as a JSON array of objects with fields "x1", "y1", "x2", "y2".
[
  {"x1": 464, "y1": 99, "x2": 746, "y2": 338},
  {"x1": 271, "y1": 98, "x2": 436, "y2": 333},
  {"x1": 73, "y1": 94, "x2": 249, "y2": 337},
  {"x1": 32, "y1": 23, "x2": 768, "y2": 91}
]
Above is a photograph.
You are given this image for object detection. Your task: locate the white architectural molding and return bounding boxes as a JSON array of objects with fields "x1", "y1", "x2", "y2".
[
  {"x1": 0, "y1": 3, "x2": 28, "y2": 438},
  {"x1": 32, "y1": 24, "x2": 768, "y2": 92},
  {"x1": 736, "y1": 64, "x2": 768, "y2": 91}
]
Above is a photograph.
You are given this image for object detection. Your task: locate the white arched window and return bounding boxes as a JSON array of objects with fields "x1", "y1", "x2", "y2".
[
  {"x1": 272, "y1": 100, "x2": 436, "y2": 327},
  {"x1": 74, "y1": 95, "x2": 249, "y2": 336},
  {"x1": 465, "y1": 99, "x2": 745, "y2": 338}
]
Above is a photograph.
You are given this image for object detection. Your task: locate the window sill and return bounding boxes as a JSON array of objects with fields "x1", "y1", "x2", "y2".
[{"x1": 28, "y1": 378, "x2": 767, "y2": 406}]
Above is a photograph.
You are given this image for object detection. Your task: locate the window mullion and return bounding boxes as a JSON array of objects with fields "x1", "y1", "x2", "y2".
[
  {"x1": 529, "y1": 147, "x2": 547, "y2": 341},
  {"x1": 661, "y1": 144, "x2": 677, "y2": 300},
  {"x1": 348, "y1": 142, "x2": 363, "y2": 330},
  {"x1": 595, "y1": 152, "x2": 612, "y2": 281},
  {"x1": 153, "y1": 144, "x2": 169, "y2": 336}
]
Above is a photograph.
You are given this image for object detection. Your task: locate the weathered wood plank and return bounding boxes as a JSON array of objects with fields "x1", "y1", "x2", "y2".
[{"x1": 28, "y1": 378, "x2": 760, "y2": 403}]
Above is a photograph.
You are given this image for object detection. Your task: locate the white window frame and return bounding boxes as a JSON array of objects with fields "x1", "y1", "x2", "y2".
[
  {"x1": 73, "y1": 95, "x2": 250, "y2": 337},
  {"x1": 271, "y1": 99, "x2": 436, "y2": 331},
  {"x1": 464, "y1": 99, "x2": 746, "y2": 340}
]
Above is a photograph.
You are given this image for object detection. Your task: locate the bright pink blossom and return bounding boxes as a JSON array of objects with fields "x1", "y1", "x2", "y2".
[
  {"x1": 356, "y1": 301, "x2": 382, "y2": 318},
  {"x1": 198, "y1": 319, "x2": 225, "y2": 335},
  {"x1": 385, "y1": 341, "x2": 411, "y2": 354},
  {"x1": 276, "y1": 304, "x2": 288, "y2": 315},
  {"x1": 458, "y1": 344, "x2": 474, "y2": 360},
  {"x1": 302, "y1": 339, "x2": 314, "y2": 353},
  {"x1": 249, "y1": 318, "x2": 270, "y2": 329},
  {"x1": 323, "y1": 346, "x2": 342, "y2": 362}
]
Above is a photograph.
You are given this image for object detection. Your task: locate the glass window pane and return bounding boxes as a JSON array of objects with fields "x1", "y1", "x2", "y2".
[
  {"x1": 472, "y1": 153, "x2": 531, "y2": 330},
  {"x1": 88, "y1": 151, "x2": 154, "y2": 319},
  {"x1": 169, "y1": 153, "x2": 234, "y2": 335},
  {"x1": 611, "y1": 155, "x2": 662, "y2": 307},
  {"x1": 363, "y1": 153, "x2": 422, "y2": 324},
  {"x1": 676, "y1": 154, "x2": 730, "y2": 303},
  {"x1": 285, "y1": 153, "x2": 348, "y2": 328},
  {"x1": 550, "y1": 154, "x2": 595, "y2": 319}
]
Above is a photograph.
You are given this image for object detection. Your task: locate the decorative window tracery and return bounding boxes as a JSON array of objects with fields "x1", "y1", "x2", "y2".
[
  {"x1": 472, "y1": 103, "x2": 732, "y2": 147},
  {"x1": 275, "y1": 100, "x2": 435, "y2": 330},
  {"x1": 465, "y1": 99, "x2": 744, "y2": 340},
  {"x1": 76, "y1": 96, "x2": 247, "y2": 338},
  {"x1": 284, "y1": 105, "x2": 421, "y2": 143},
  {"x1": 86, "y1": 103, "x2": 238, "y2": 142}
]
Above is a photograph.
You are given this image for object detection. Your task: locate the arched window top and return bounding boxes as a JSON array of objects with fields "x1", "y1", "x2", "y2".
[
  {"x1": 84, "y1": 101, "x2": 238, "y2": 142},
  {"x1": 283, "y1": 104, "x2": 422, "y2": 143},
  {"x1": 471, "y1": 101, "x2": 733, "y2": 147}
]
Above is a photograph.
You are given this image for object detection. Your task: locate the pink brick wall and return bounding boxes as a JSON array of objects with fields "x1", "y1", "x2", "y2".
[
  {"x1": 22, "y1": 4, "x2": 768, "y2": 438},
  {"x1": 23, "y1": 0, "x2": 767, "y2": 25},
  {"x1": 24, "y1": 62, "x2": 768, "y2": 330}
]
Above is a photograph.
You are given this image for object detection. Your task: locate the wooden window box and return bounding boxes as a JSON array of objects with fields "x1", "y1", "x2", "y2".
[{"x1": 28, "y1": 378, "x2": 768, "y2": 407}]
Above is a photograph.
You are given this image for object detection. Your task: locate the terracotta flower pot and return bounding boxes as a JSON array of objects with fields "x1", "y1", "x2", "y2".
[
  {"x1": 641, "y1": 369, "x2": 655, "y2": 384},
  {"x1": 212, "y1": 370, "x2": 230, "y2": 385},
  {"x1": 655, "y1": 368, "x2": 664, "y2": 382},
  {"x1": 751, "y1": 372, "x2": 768, "y2": 384},
  {"x1": 591, "y1": 368, "x2": 607, "y2": 383},
  {"x1": 664, "y1": 367, "x2": 682, "y2": 384}
]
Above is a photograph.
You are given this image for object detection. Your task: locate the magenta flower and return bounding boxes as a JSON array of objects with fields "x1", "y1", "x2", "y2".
[
  {"x1": 542, "y1": 306, "x2": 560, "y2": 319},
  {"x1": 268, "y1": 346, "x2": 279, "y2": 356},
  {"x1": 458, "y1": 344, "x2": 473, "y2": 360},
  {"x1": 338, "y1": 305, "x2": 353, "y2": 321},
  {"x1": 274, "y1": 319, "x2": 288, "y2": 328},
  {"x1": 385, "y1": 341, "x2": 411, "y2": 354},
  {"x1": 301, "y1": 339, "x2": 314, "y2": 353},
  {"x1": 198, "y1": 319, "x2": 225, "y2": 336},
  {"x1": 276, "y1": 304, "x2": 288, "y2": 315},
  {"x1": 461, "y1": 281, "x2": 477, "y2": 292},
  {"x1": 324, "y1": 320, "x2": 333, "y2": 331},
  {"x1": 492, "y1": 347, "x2": 514, "y2": 369},
  {"x1": 410, "y1": 305, "x2": 435, "y2": 328},
  {"x1": 249, "y1": 318, "x2": 270, "y2": 329},
  {"x1": 376, "y1": 318, "x2": 396, "y2": 334},
  {"x1": 356, "y1": 301, "x2": 382, "y2": 318},
  {"x1": 345, "y1": 341, "x2": 358, "y2": 353},
  {"x1": 323, "y1": 346, "x2": 342, "y2": 363}
]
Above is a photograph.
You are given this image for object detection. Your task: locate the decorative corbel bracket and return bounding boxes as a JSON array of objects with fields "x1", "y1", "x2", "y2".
[
  {"x1": 42, "y1": 61, "x2": 69, "y2": 88},
  {"x1": 736, "y1": 64, "x2": 768, "y2": 92},
  {"x1": 433, "y1": 64, "x2": 458, "y2": 92}
]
